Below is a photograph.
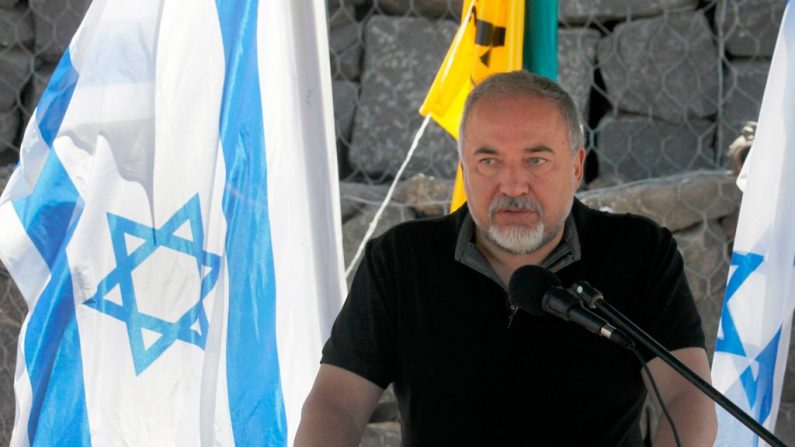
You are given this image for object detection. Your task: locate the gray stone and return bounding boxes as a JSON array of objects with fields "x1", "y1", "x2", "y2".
[
  {"x1": 720, "y1": 60, "x2": 769, "y2": 154},
  {"x1": 393, "y1": 173, "x2": 453, "y2": 217},
  {"x1": 784, "y1": 317, "x2": 795, "y2": 405},
  {"x1": 333, "y1": 80, "x2": 359, "y2": 146},
  {"x1": 23, "y1": 62, "x2": 56, "y2": 120},
  {"x1": 577, "y1": 170, "x2": 742, "y2": 232},
  {"x1": 777, "y1": 402, "x2": 795, "y2": 446},
  {"x1": 373, "y1": 0, "x2": 463, "y2": 18},
  {"x1": 674, "y1": 220, "x2": 729, "y2": 303},
  {"x1": 339, "y1": 181, "x2": 390, "y2": 223},
  {"x1": 0, "y1": 322, "x2": 18, "y2": 447},
  {"x1": 329, "y1": 21, "x2": 364, "y2": 81},
  {"x1": 0, "y1": 47, "x2": 32, "y2": 112},
  {"x1": 329, "y1": 0, "x2": 367, "y2": 7},
  {"x1": 558, "y1": 28, "x2": 600, "y2": 119},
  {"x1": 595, "y1": 115, "x2": 718, "y2": 181},
  {"x1": 350, "y1": 16, "x2": 458, "y2": 180},
  {"x1": 360, "y1": 421, "x2": 401, "y2": 447},
  {"x1": 29, "y1": 0, "x2": 91, "y2": 64},
  {"x1": 370, "y1": 385, "x2": 399, "y2": 423},
  {"x1": 342, "y1": 203, "x2": 414, "y2": 271},
  {"x1": 598, "y1": 12, "x2": 719, "y2": 123},
  {"x1": 673, "y1": 220, "x2": 729, "y2": 354},
  {"x1": 779, "y1": 315, "x2": 795, "y2": 408},
  {"x1": 0, "y1": 164, "x2": 13, "y2": 196},
  {"x1": 0, "y1": 0, "x2": 18, "y2": 9},
  {"x1": 717, "y1": 0, "x2": 785, "y2": 58},
  {"x1": 0, "y1": 108, "x2": 18, "y2": 154},
  {"x1": 0, "y1": 266, "x2": 25, "y2": 447},
  {"x1": 0, "y1": 4, "x2": 34, "y2": 48},
  {"x1": 719, "y1": 209, "x2": 739, "y2": 241},
  {"x1": 328, "y1": 3, "x2": 357, "y2": 30},
  {"x1": 559, "y1": 0, "x2": 698, "y2": 24},
  {"x1": 0, "y1": 267, "x2": 26, "y2": 326},
  {"x1": 695, "y1": 289, "x2": 723, "y2": 357}
]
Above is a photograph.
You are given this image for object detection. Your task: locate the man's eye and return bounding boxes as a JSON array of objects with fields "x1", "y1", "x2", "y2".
[
  {"x1": 528, "y1": 157, "x2": 547, "y2": 165},
  {"x1": 480, "y1": 158, "x2": 496, "y2": 166}
]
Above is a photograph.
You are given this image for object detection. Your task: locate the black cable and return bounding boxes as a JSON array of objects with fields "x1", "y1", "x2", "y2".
[{"x1": 632, "y1": 348, "x2": 682, "y2": 447}]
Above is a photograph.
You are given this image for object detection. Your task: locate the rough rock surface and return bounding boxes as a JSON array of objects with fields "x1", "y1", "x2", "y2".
[
  {"x1": 328, "y1": 2, "x2": 357, "y2": 30},
  {"x1": 577, "y1": 170, "x2": 741, "y2": 233},
  {"x1": 559, "y1": 0, "x2": 698, "y2": 24},
  {"x1": 0, "y1": 267, "x2": 24, "y2": 447},
  {"x1": 0, "y1": 163, "x2": 13, "y2": 193},
  {"x1": 558, "y1": 28, "x2": 600, "y2": 119},
  {"x1": 393, "y1": 173, "x2": 452, "y2": 217},
  {"x1": 369, "y1": 385, "x2": 399, "y2": 423},
  {"x1": 22, "y1": 63, "x2": 56, "y2": 121},
  {"x1": 717, "y1": 0, "x2": 785, "y2": 58},
  {"x1": 595, "y1": 115, "x2": 717, "y2": 181},
  {"x1": 29, "y1": 0, "x2": 91, "y2": 64},
  {"x1": 598, "y1": 12, "x2": 718, "y2": 123},
  {"x1": 339, "y1": 181, "x2": 390, "y2": 223},
  {"x1": 373, "y1": 0, "x2": 463, "y2": 18},
  {"x1": 721, "y1": 60, "x2": 769, "y2": 152},
  {"x1": 349, "y1": 16, "x2": 458, "y2": 180},
  {"x1": 0, "y1": 48, "x2": 31, "y2": 112},
  {"x1": 0, "y1": 4, "x2": 34, "y2": 48},
  {"x1": 333, "y1": 80, "x2": 359, "y2": 146},
  {"x1": 673, "y1": 220, "x2": 729, "y2": 355},
  {"x1": 342, "y1": 203, "x2": 414, "y2": 273},
  {"x1": 785, "y1": 321, "x2": 795, "y2": 407},
  {"x1": 329, "y1": 21, "x2": 364, "y2": 81},
  {"x1": 0, "y1": 108, "x2": 18, "y2": 154},
  {"x1": 360, "y1": 422, "x2": 401, "y2": 447},
  {"x1": 777, "y1": 402, "x2": 795, "y2": 445}
]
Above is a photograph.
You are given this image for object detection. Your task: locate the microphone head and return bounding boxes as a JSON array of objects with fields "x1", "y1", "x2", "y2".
[{"x1": 508, "y1": 265, "x2": 561, "y2": 316}]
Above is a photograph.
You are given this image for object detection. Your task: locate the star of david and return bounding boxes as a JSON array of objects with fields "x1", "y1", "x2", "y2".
[{"x1": 84, "y1": 194, "x2": 221, "y2": 375}]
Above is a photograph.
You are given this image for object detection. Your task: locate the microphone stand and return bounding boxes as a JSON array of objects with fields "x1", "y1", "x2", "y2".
[{"x1": 572, "y1": 285, "x2": 787, "y2": 447}]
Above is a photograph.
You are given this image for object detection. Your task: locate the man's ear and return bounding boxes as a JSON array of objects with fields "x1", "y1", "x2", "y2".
[{"x1": 573, "y1": 148, "x2": 586, "y2": 184}]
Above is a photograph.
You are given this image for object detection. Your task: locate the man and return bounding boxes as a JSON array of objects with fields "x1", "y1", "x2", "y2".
[{"x1": 295, "y1": 71, "x2": 717, "y2": 446}]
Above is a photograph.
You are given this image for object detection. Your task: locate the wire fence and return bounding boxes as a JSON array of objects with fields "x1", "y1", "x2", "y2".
[{"x1": 0, "y1": 0, "x2": 790, "y2": 444}]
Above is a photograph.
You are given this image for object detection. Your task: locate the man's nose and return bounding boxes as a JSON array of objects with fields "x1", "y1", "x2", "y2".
[{"x1": 498, "y1": 163, "x2": 531, "y2": 197}]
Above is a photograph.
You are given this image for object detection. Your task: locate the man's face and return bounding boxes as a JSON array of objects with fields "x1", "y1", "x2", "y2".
[{"x1": 461, "y1": 94, "x2": 585, "y2": 255}]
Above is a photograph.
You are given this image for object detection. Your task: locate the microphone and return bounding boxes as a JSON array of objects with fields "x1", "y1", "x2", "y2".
[{"x1": 508, "y1": 265, "x2": 632, "y2": 347}]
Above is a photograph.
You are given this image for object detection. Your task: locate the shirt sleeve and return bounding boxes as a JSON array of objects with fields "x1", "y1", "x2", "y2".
[
  {"x1": 320, "y1": 239, "x2": 397, "y2": 389},
  {"x1": 637, "y1": 226, "x2": 706, "y2": 363}
]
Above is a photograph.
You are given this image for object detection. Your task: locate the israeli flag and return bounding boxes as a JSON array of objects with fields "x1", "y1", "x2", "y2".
[
  {"x1": 712, "y1": 3, "x2": 795, "y2": 446},
  {"x1": 0, "y1": 0, "x2": 345, "y2": 445}
]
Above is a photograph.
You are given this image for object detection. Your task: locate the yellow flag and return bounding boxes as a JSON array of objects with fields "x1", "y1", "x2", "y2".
[{"x1": 419, "y1": 0, "x2": 525, "y2": 212}]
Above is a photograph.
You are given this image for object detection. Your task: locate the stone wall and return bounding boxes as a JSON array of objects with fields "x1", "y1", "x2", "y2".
[{"x1": 0, "y1": 0, "x2": 792, "y2": 445}]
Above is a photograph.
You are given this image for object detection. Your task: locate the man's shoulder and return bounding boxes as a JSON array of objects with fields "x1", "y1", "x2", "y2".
[
  {"x1": 366, "y1": 207, "x2": 464, "y2": 255},
  {"x1": 573, "y1": 199, "x2": 674, "y2": 247}
]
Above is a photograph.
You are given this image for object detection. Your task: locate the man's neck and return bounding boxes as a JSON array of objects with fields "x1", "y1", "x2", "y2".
[{"x1": 475, "y1": 228, "x2": 565, "y2": 286}]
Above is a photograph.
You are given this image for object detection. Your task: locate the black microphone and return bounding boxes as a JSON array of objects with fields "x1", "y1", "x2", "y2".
[{"x1": 508, "y1": 265, "x2": 632, "y2": 348}]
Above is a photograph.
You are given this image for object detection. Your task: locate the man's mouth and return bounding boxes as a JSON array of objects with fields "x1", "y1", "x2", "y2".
[{"x1": 493, "y1": 208, "x2": 536, "y2": 224}]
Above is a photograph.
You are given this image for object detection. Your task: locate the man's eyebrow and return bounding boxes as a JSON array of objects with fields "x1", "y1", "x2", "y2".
[
  {"x1": 473, "y1": 146, "x2": 498, "y2": 155},
  {"x1": 524, "y1": 145, "x2": 554, "y2": 154}
]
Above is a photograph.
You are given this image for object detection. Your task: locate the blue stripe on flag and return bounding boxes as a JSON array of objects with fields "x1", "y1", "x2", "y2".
[
  {"x1": 12, "y1": 50, "x2": 91, "y2": 446},
  {"x1": 214, "y1": 0, "x2": 287, "y2": 444},
  {"x1": 739, "y1": 327, "x2": 781, "y2": 424},
  {"x1": 715, "y1": 251, "x2": 763, "y2": 357}
]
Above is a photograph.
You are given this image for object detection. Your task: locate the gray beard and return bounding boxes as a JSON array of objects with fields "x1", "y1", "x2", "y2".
[{"x1": 486, "y1": 218, "x2": 564, "y2": 255}]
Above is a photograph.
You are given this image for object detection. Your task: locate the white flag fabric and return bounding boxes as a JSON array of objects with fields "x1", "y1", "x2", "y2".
[
  {"x1": 0, "y1": 0, "x2": 346, "y2": 445},
  {"x1": 712, "y1": 4, "x2": 795, "y2": 446}
]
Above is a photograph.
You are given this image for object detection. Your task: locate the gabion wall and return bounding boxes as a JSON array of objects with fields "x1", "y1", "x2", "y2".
[{"x1": 0, "y1": 0, "x2": 791, "y2": 445}]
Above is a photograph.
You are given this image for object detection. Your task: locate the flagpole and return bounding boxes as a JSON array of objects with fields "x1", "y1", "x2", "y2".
[{"x1": 523, "y1": 0, "x2": 558, "y2": 81}]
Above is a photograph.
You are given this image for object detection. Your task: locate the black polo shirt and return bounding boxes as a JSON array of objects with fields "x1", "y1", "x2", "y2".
[{"x1": 322, "y1": 200, "x2": 705, "y2": 446}]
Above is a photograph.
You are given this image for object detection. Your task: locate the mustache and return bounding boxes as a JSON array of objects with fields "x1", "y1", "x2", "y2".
[{"x1": 489, "y1": 196, "x2": 542, "y2": 215}]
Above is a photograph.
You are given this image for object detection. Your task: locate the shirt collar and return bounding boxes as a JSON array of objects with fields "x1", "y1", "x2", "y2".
[{"x1": 454, "y1": 208, "x2": 581, "y2": 290}]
